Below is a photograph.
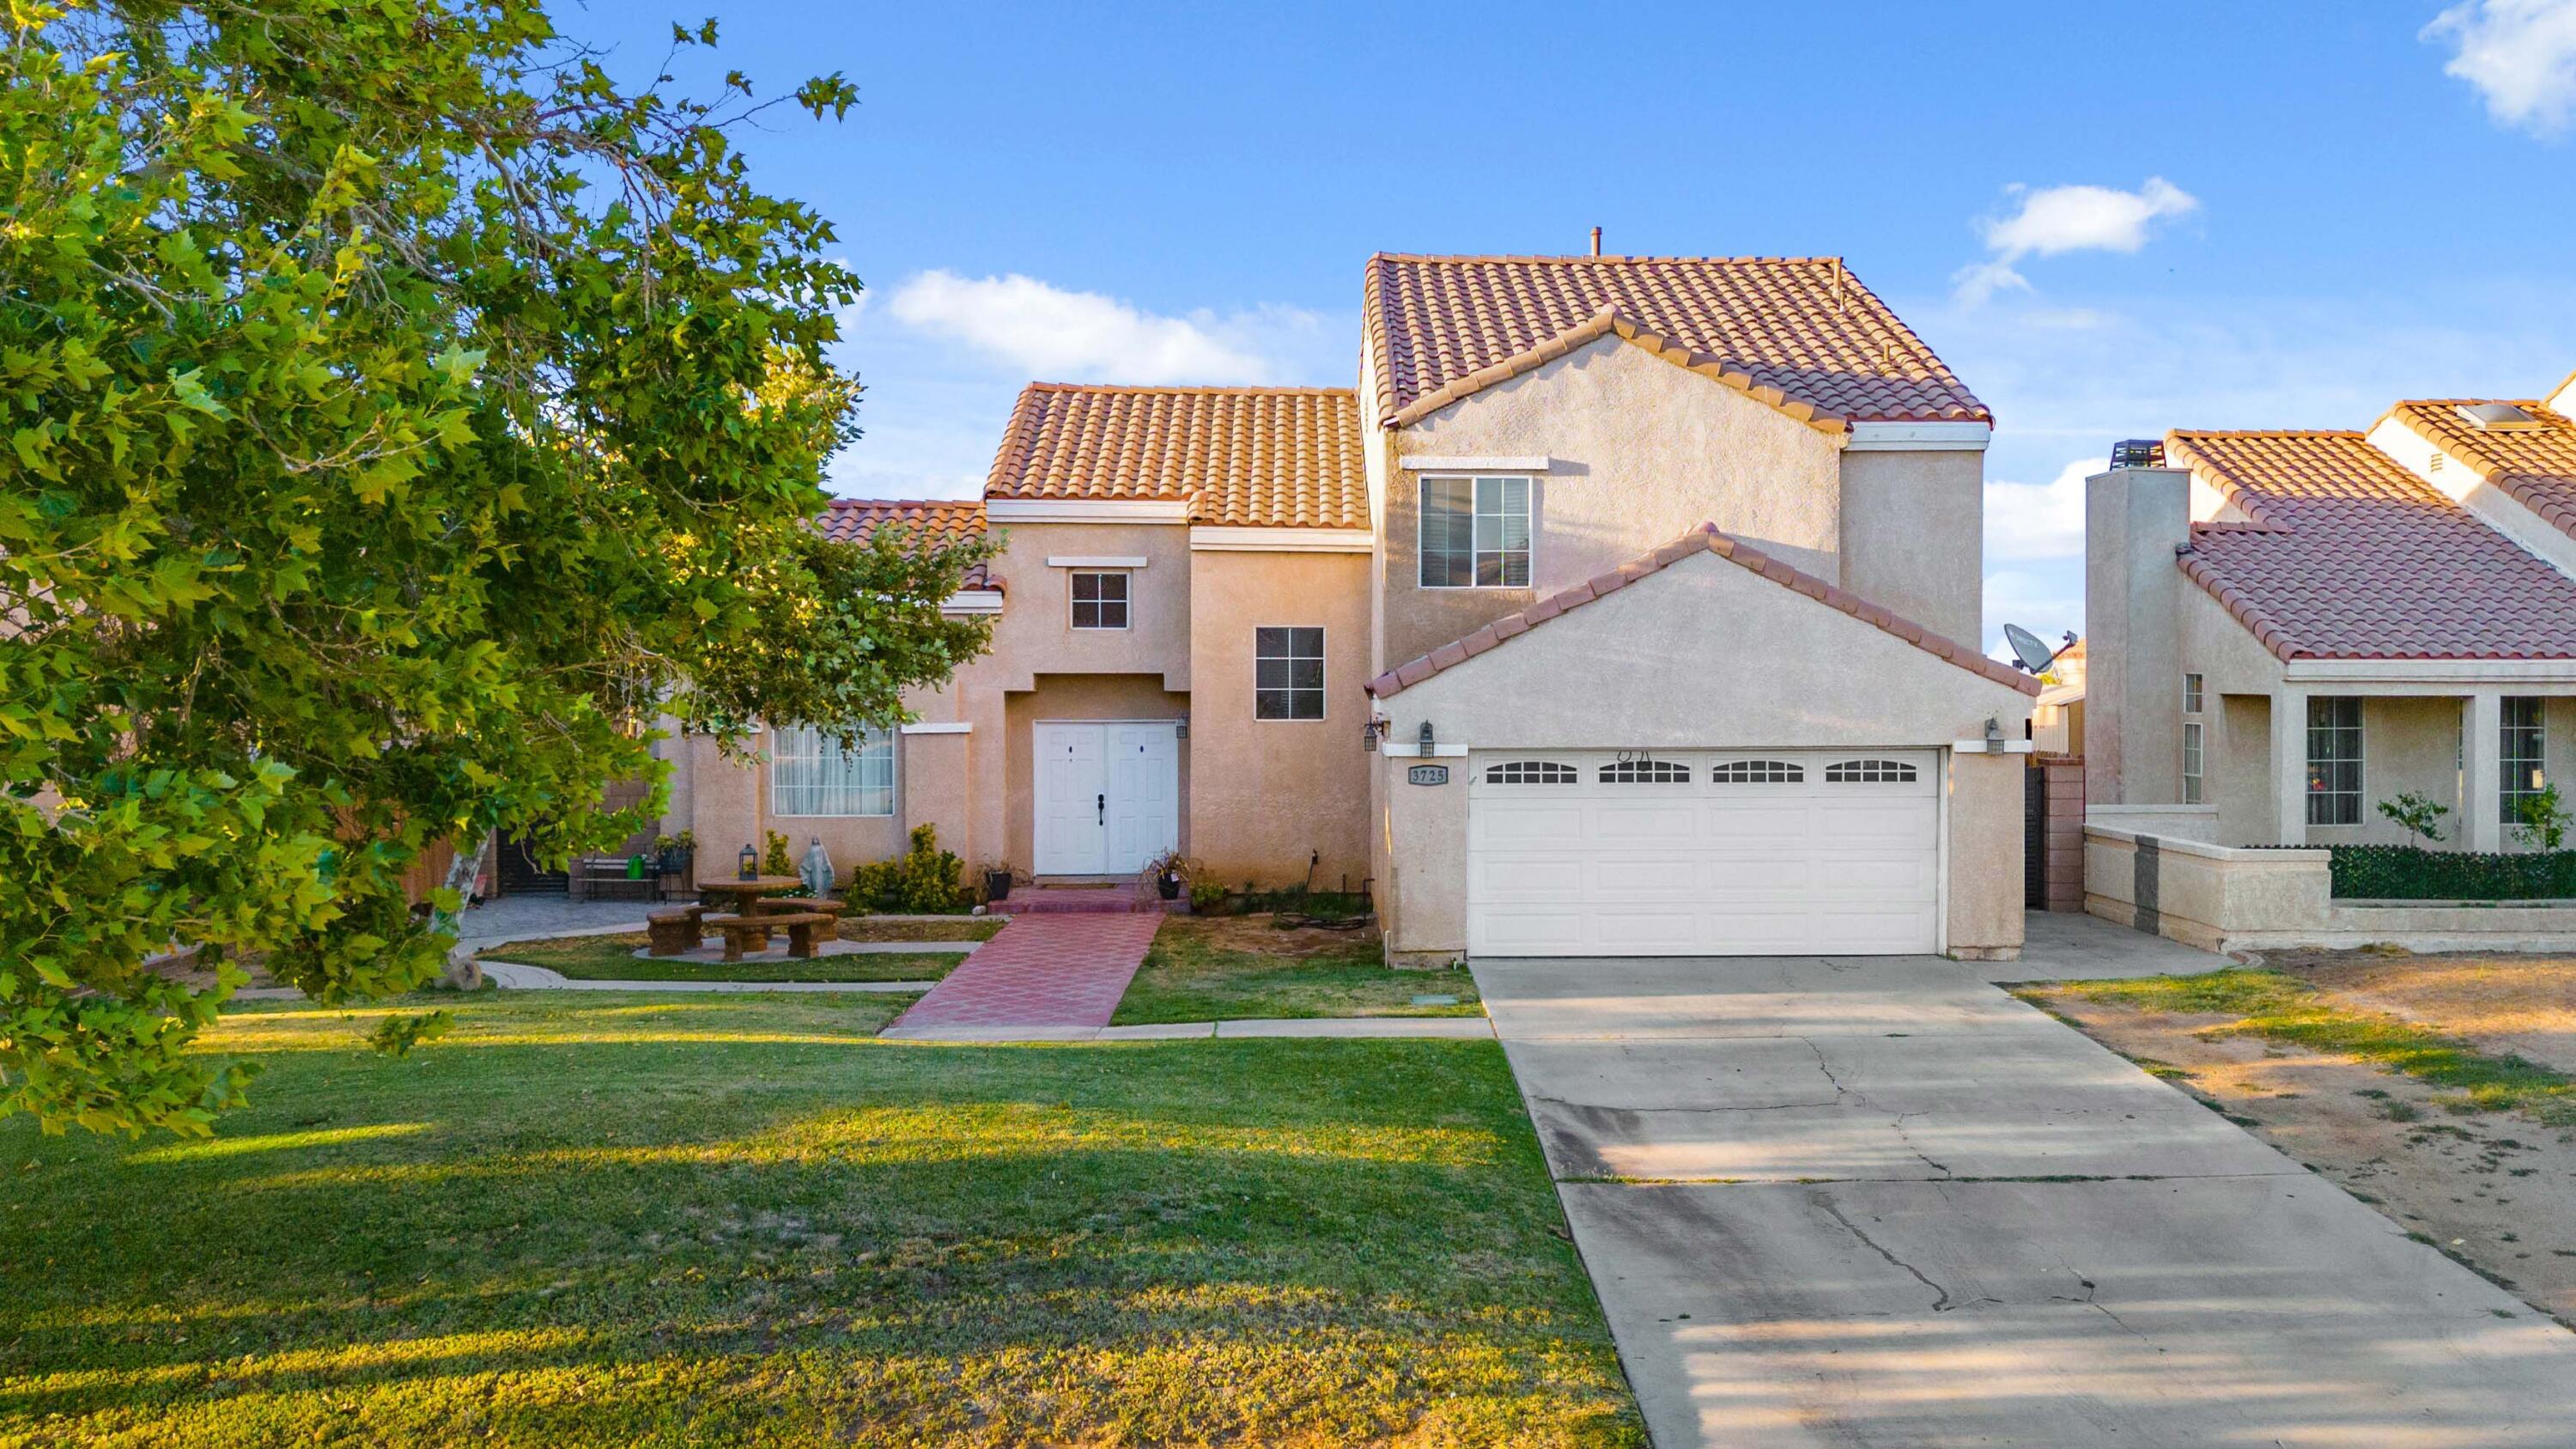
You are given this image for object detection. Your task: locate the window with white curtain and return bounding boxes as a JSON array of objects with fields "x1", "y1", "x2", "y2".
[{"x1": 770, "y1": 726, "x2": 895, "y2": 817}]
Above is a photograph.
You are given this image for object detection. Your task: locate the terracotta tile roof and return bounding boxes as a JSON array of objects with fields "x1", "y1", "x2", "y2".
[
  {"x1": 983, "y1": 384, "x2": 1367, "y2": 529},
  {"x1": 2166, "y1": 430, "x2": 2576, "y2": 661},
  {"x1": 1366, "y1": 523, "x2": 2038, "y2": 700},
  {"x1": 818, "y1": 498, "x2": 995, "y2": 590},
  {"x1": 2387, "y1": 399, "x2": 2576, "y2": 541},
  {"x1": 1364, "y1": 254, "x2": 1990, "y2": 430}
]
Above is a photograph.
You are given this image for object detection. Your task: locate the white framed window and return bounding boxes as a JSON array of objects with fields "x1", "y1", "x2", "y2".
[
  {"x1": 1601, "y1": 758, "x2": 1689, "y2": 783},
  {"x1": 2183, "y1": 721, "x2": 2203, "y2": 804},
  {"x1": 770, "y1": 725, "x2": 895, "y2": 817},
  {"x1": 1071, "y1": 571, "x2": 1129, "y2": 630},
  {"x1": 1712, "y1": 759, "x2": 1804, "y2": 784},
  {"x1": 2306, "y1": 697, "x2": 2361, "y2": 826},
  {"x1": 2501, "y1": 697, "x2": 2546, "y2": 825},
  {"x1": 1419, "y1": 475, "x2": 1531, "y2": 588},
  {"x1": 1255, "y1": 626, "x2": 1324, "y2": 721},
  {"x1": 1826, "y1": 758, "x2": 1918, "y2": 783},
  {"x1": 2184, "y1": 673, "x2": 2203, "y2": 714},
  {"x1": 1485, "y1": 760, "x2": 1578, "y2": 784}
]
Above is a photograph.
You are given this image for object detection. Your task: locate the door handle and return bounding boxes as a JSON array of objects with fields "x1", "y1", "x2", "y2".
[{"x1": 1097, "y1": 793, "x2": 1105, "y2": 825}]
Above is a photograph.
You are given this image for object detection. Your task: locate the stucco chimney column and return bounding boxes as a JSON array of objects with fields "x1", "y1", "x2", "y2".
[
  {"x1": 2269, "y1": 686, "x2": 2310, "y2": 846},
  {"x1": 2464, "y1": 691, "x2": 2504, "y2": 854},
  {"x1": 2085, "y1": 466, "x2": 2190, "y2": 808}
]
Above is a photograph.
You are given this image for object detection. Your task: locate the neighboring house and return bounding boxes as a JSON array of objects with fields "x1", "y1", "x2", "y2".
[
  {"x1": 2087, "y1": 373, "x2": 2576, "y2": 853},
  {"x1": 663, "y1": 253, "x2": 2038, "y2": 961},
  {"x1": 2032, "y1": 636, "x2": 2086, "y2": 756}
]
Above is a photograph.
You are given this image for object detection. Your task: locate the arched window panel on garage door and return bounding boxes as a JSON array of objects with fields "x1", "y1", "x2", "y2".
[
  {"x1": 1825, "y1": 758, "x2": 1919, "y2": 784},
  {"x1": 1485, "y1": 760, "x2": 1580, "y2": 785},
  {"x1": 1599, "y1": 758, "x2": 1690, "y2": 783},
  {"x1": 1710, "y1": 759, "x2": 1805, "y2": 784}
]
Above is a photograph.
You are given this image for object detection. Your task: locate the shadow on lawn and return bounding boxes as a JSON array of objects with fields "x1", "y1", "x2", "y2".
[{"x1": 0, "y1": 999, "x2": 1635, "y2": 1445}]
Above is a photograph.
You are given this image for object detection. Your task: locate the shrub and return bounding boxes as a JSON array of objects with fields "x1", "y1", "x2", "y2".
[
  {"x1": 2375, "y1": 791, "x2": 2448, "y2": 846},
  {"x1": 763, "y1": 829, "x2": 795, "y2": 877},
  {"x1": 2328, "y1": 844, "x2": 2576, "y2": 901},
  {"x1": 846, "y1": 825, "x2": 965, "y2": 913}
]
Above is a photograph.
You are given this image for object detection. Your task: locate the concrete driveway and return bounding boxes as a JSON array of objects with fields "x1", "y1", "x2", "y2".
[{"x1": 1476, "y1": 912, "x2": 2576, "y2": 1446}]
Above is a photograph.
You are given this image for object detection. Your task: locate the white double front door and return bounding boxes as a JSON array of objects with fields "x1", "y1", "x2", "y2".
[{"x1": 1033, "y1": 721, "x2": 1180, "y2": 876}]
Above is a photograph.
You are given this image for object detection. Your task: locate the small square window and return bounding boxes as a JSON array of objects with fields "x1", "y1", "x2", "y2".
[
  {"x1": 1255, "y1": 626, "x2": 1324, "y2": 721},
  {"x1": 1072, "y1": 571, "x2": 1129, "y2": 630},
  {"x1": 2184, "y1": 673, "x2": 2203, "y2": 714}
]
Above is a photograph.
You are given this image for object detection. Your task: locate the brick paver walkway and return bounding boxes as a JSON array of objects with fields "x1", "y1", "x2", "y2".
[{"x1": 885, "y1": 911, "x2": 1162, "y2": 1033}]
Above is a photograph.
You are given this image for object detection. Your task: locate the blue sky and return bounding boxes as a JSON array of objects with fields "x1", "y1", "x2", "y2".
[{"x1": 560, "y1": 0, "x2": 2576, "y2": 649}]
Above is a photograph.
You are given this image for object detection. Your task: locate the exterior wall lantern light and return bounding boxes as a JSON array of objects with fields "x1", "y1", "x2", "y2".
[
  {"x1": 1361, "y1": 718, "x2": 1382, "y2": 752},
  {"x1": 1419, "y1": 720, "x2": 1437, "y2": 758},
  {"x1": 1175, "y1": 712, "x2": 1190, "y2": 740},
  {"x1": 1984, "y1": 716, "x2": 2005, "y2": 751}
]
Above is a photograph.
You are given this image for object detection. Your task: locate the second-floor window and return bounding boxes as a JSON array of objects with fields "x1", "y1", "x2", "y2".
[
  {"x1": 1072, "y1": 571, "x2": 1129, "y2": 630},
  {"x1": 1419, "y1": 475, "x2": 1530, "y2": 588},
  {"x1": 1255, "y1": 627, "x2": 1324, "y2": 721}
]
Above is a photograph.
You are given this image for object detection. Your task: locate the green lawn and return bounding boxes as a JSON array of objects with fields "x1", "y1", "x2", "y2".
[
  {"x1": 2028, "y1": 967, "x2": 2576, "y2": 1123},
  {"x1": 478, "y1": 931, "x2": 958, "y2": 983},
  {"x1": 0, "y1": 992, "x2": 1639, "y2": 1447},
  {"x1": 1112, "y1": 916, "x2": 1482, "y2": 1025}
]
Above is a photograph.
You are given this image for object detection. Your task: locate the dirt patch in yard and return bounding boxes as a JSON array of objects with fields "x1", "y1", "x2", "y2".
[
  {"x1": 1162, "y1": 912, "x2": 1382, "y2": 959},
  {"x1": 2268, "y1": 948, "x2": 2576, "y2": 1075},
  {"x1": 2026, "y1": 978, "x2": 2576, "y2": 1328}
]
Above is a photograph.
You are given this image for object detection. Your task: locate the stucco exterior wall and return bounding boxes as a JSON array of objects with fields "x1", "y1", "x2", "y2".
[
  {"x1": 981, "y1": 521, "x2": 1193, "y2": 691},
  {"x1": 1185, "y1": 547, "x2": 1374, "y2": 890},
  {"x1": 1001, "y1": 673, "x2": 1190, "y2": 872},
  {"x1": 1378, "y1": 336, "x2": 1844, "y2": 668},
  {"x1": 1370, "y1": 550, "x2": 2033, "y2": 958},
  {"x1": 1838, "y1": 447, "x2": 1984, "y2": 644}
]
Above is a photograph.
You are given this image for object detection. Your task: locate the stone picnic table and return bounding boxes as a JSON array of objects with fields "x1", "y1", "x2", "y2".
[{"x1": 696, "y1": 874, "x2": 806, "y2": 910}]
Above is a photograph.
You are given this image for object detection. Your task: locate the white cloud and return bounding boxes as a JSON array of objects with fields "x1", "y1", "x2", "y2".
[
  {"x1": 1953, "y1": 178, "x2": 2199, "y2": 303},
  {"x1": 1983, "y1": 569, "x2": 2085, "y2": 659},
  {"x1": 886, "y1": 270, "x2": 1316, "y2": 384},
  {"x1": 2423, "y1": 0, "x2": 2576, "y2": 136},
  {"x1": 1984, "y1": 457, "x2": 2097, "y2": 562}
]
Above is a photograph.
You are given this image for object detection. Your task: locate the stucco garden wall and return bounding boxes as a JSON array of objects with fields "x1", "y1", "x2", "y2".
[{"x1": 2087, "y1": 825, "x2": 2576, "y2": 953}]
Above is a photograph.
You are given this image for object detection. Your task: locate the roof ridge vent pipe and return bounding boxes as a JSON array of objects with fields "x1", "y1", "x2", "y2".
[{"x1": 1589, "y1": 226, "x2": 1601, "y2": 258}]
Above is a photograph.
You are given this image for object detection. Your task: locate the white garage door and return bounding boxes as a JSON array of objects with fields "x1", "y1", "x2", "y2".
[{"x1": 1467, "y1": 749, "x2": 1941, "y2": 957}]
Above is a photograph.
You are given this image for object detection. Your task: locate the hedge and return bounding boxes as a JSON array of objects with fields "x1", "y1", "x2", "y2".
[{"x1": 2328, "y1": 844, "x2": 2576, "y2": 901}]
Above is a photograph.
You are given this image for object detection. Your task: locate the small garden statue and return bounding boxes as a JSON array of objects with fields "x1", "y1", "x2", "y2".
[{"x1": 799, "y1": 837, "x2": 835, "y2": 898}]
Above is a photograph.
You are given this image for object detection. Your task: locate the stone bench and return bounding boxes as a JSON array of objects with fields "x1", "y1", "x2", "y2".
[
  {"x1": 708, "y1": 911, "x2": 835, "y2": 962},
  {"x1": 646, "y1": 905, "x2": 709, "y2": 957},
  {"x1": 750, "y1": 896, "x2": 846, "y2": 922}
]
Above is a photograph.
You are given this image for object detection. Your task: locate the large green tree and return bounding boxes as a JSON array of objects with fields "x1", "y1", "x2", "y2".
[{"x1": 0, "y1": 1, "x2": 993, "y2": 1135}]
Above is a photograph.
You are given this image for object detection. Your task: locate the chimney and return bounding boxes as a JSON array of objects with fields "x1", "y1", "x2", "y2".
[
  {"x1": 1589, "y1": 226, "x2": 1601, "y2": 258},
  {"x1": 2084, "y1": 454, "x2": 2190, "y2": 809}
]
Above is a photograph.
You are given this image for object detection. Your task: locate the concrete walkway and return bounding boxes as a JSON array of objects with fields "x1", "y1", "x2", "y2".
[
  {"x1": 1476, "y1": 913, "x2": 2576, "y2": 1446},
  {"x1": 884, "y1": 911, "x2": 1162, "y2": 1037}
]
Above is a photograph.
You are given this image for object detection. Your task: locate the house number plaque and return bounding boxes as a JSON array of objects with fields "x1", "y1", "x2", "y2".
[{"x1": 1406, "y1": 764, "x2": 1449, "y2": 786}]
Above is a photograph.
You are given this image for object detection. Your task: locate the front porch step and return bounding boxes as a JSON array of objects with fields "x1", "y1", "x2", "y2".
[{"x1": 1004, "y1": 886, "x2": 1175, "y2": 915}]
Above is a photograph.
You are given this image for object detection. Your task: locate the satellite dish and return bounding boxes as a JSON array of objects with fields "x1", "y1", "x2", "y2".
[{"x1": 2002, "y1": 623, "x2": 2059, "y2": 674}]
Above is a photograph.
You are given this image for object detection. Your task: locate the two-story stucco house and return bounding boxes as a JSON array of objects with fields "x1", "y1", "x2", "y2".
[
  {"x1": 2086, "y1": 373, "x2": 2576, "y2": 855},
  {"x1": 659, "y1": 253, "x2": 2039, "y2": 962}
]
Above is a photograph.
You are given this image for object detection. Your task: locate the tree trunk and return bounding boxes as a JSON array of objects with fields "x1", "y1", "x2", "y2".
[{"x1": 429, "y1": 833, "x2": 491, "y2": 990}]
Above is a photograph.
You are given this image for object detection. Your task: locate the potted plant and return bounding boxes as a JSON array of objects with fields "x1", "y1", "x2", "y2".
[
  {"x1": 1143, "y1": 848, "x2": 1188, "y2": 902},
  {"x1": 653, "y1": 830, "x2": 697, "y2": 877},
  {"x1": 981, "y1": 860, "x2": 1015, "y2": 904}
]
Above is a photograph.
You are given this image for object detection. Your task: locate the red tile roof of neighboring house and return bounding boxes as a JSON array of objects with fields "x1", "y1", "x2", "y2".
[
  {"x1": 2386, "y1": 399, "x2": 2576, "y2": 542},
  {"x1": 1363, "y1": 254, "x2": 1990, "y2": 430},
  {"x1": 2166, "y1": 430, "x2": 2576, "y2": 661},
  {"x1": 818, "y1": 498, "x2": 996, "y2": 590},
  {"x1": 1366, "y1": 523, "x2": 2039, "y2": 700},
  {"x1": 983, "y1": 384, "x2": 1368, "y2": 529}
]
